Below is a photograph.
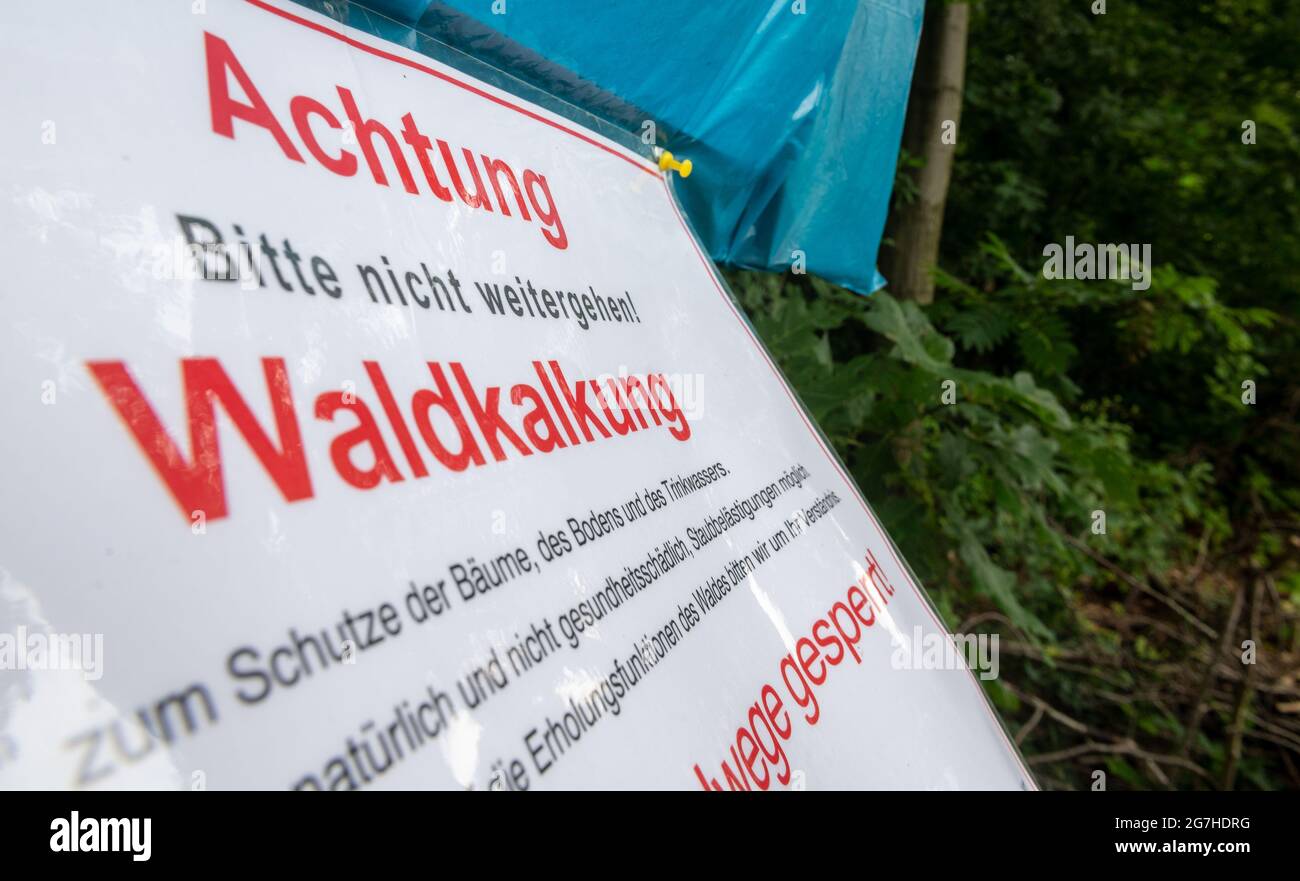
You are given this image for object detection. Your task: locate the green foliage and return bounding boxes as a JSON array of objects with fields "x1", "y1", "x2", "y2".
[
  {"x1": 734, "y1": 275, "x2": 1209, "y2": 644},
  {"x1": 733, "y1": 0, "x2": 1300, "y2": 791}
]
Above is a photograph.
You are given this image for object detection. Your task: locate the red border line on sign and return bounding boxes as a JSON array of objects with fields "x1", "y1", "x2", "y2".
[
  {"x1": 658, "y1": 176, "x2": 1040, "y2": 791},
  {"x1": 244, "y1": 0, "x2": 659, "y2": 177}
]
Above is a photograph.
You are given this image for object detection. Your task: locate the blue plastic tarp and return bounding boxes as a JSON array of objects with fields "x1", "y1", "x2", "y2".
[{"x1": 338, "y1": 0, "x2": 924, "y2": 294}]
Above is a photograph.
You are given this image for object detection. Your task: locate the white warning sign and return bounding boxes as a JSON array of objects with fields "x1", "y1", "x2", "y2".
[{"x1": 0, "y1": 0, "x2": 1033, "y2": 790}]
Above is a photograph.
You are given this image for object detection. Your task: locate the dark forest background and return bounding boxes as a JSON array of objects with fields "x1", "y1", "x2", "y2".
[{"x1": 730, "y1": 0, "x2": 1300, "y2": 790}]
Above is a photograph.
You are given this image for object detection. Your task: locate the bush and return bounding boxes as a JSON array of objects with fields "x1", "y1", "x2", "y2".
[{"x1": 730, "y1": 258, "x2": 1298, "y2": 790}]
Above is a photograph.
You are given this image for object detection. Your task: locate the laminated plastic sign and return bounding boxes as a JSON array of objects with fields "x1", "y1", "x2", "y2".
[{"x1": 0, "y1": 0, "x2": 1034, "y2": 791}]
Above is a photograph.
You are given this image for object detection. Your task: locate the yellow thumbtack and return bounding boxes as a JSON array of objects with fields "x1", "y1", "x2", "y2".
[{"x1": 658, "y1": 149, "x2": 693, "y2": 178}]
